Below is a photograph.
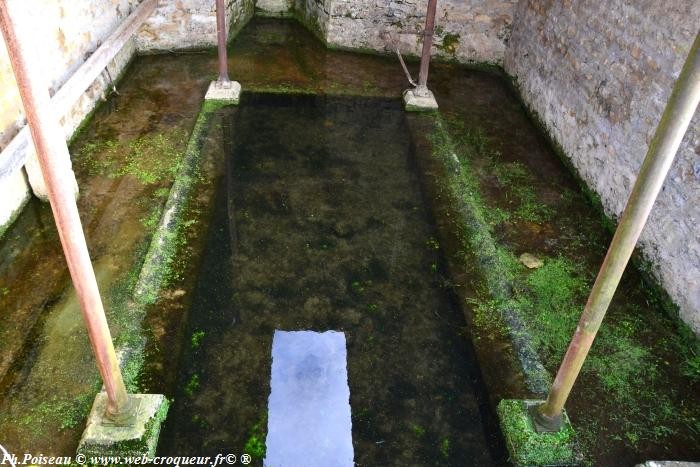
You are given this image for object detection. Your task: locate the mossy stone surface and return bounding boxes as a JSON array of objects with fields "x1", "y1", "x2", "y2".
[
  {"x1": 498, "y1": 399, "x2": 580, "y2": 466},
  {"x1": 77, "y1": 393, "x2": 169, "y2": 459}
]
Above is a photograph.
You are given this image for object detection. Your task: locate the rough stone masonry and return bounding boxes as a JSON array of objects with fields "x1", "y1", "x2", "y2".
[{"x1": 505, "y1": 0, "x2": 700, "y2": 334}]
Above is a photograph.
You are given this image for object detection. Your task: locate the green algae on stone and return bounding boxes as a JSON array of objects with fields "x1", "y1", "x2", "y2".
[
  {"x1": 244, "y1": 419, "x2": 267, "y2": 460},
  {"x1": 190, "y1": 330, "x2": 205, "y2": 349},
  {"x1": 438, "y1": 33, "x2": 461, "y2": 55},
  {"x1": 134, "y1": 102, "x2": 225, "y2": 305},
  {"x1": 498, "y1": 399, "x2": 579, "y2": 466},
  {"x1": 75, "y1": 129, "x2": 188, "y2": 184},
  {"x1": 184, "y1": 374, "x2": 200, "y2": 398},
  {"x1": 427, "y1": 113, "x2": 551, "y2": 394},
  {"x1": 428, "y1": 105, "x2": 700, "y2": 455}
]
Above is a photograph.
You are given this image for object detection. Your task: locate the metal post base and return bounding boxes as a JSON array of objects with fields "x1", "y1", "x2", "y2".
[
  {"x1": 528, "y1": 402, "x2": 564, "y2": 433},
  {"x1": 77, "y1": 392, "x2": 169, "y2": 459},
  {"x1": 102, "y1": 394, "x2": 142, "y2": 427}
]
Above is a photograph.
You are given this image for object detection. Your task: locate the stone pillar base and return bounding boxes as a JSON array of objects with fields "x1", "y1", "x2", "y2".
[
  {"x1": 497, "y1": 399, "x2": 581, "y2": 466},
  {"x1": 77, "y1": 393, "x2": 169, "y2": 460},
  {"x1": 25, "y1": 146, "x2": 79, "y2": 201},
  {"x1": 205, "y1": 80, "x2": 241, "y2": 104},
  {"x1": 403, "y1": 87, "x2": 438, "y2": 112}
]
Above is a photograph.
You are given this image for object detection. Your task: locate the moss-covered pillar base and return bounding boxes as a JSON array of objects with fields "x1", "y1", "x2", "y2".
[
  {"x1": 497, "y1": 399, "x2": 581, "y2": 466},
  {"x1": 403, "y1": 87, "x2": 438, "y2": 112},
  {"x1": 77, "y1": 393, "x2": 169, "y2": 460},
  {"x1": 205, "y1": 80, "x2": 241, "y2": 104}
]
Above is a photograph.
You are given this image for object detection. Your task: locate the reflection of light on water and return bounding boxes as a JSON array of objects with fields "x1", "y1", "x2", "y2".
[
  {"x1": 0, "y1": 443, "x2": 16, "y2": 467},
  {"x1": 266, "y1": 330, "x2": 354, "y2": 467}
]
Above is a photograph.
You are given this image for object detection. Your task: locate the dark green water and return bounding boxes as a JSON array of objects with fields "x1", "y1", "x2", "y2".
[{"x1": 158, "y1": 94, "x2": 502, "y2": 465}]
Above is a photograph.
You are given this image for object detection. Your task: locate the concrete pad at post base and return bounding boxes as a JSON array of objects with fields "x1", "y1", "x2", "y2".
[
  {"x1": 403, "y1": 88, "x2": 438, "y2": 112},
  {"x1": 205, "y1": 80, "x2": 241, "y2": 104},
  {"x1": 497, "y1": 399, "x2": 581, "y2": 466},
  {"x1": 77, "y1": 393, "x2": 169, "y2": 459}
]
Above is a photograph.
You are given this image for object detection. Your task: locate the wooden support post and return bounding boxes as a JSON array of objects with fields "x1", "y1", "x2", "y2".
[
  {"x1": 0, "y1": 0, "x2": 130, "y2": 418},
  {"x1": 533, "y1": 32, "x2": 700, "y2": 432}
]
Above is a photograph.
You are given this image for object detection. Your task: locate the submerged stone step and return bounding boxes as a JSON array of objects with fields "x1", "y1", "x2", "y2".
[{"x1": 265, "y1": 330, "x2": 354, "y2": 467}]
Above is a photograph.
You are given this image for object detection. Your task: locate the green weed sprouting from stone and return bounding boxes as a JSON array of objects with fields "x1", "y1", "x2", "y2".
[
  {"x1": 411, "y1": 424, "x2": 426, "y2": 438},
  {"x1": 439, "y1": 437, "x2": 450, "y2": 458},
  {"x1": 245, "y1": 419, "x2": 267, "y2": 460},
  {"x1": 184, "y1": 374, "x2": 200, "y2": 398},
  {"x1": 438, "y1": 33, "x2": 460, "y2": 54},
  {"x1": 191, "y1": 330, "x2": 205, "y2": 349}
]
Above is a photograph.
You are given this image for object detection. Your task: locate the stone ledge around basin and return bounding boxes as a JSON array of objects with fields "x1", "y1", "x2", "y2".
[{"x1": 133, "y1": 98, "x2": 229, "y2": 305}]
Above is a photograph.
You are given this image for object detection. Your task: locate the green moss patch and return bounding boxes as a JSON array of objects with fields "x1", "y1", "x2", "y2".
[
  {"x1": 244, "y1": 418, "x2": 267, "y2": 460},
  {"x1": 498, "y1": 399, "x2": 579, "y2": 466},
  {"x1": 75, "y1": 129, "x2": 188, "y2": 184},
  {"x1": 438, "y1": 33, "x2": 461, "y2": 55}
]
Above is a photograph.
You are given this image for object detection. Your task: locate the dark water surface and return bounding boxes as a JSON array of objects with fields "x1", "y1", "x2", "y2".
[{"x1": 158, "y1": 94, "x2": 501, "y2": 466}]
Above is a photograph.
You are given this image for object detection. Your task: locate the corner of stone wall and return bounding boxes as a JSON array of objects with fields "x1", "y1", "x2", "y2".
[
  {"x1": 290, "y1": 0, "x2": 330, "y2": 46},
  {"x1": 229, "y1": 0, "x2": 257, "y2": 44}
]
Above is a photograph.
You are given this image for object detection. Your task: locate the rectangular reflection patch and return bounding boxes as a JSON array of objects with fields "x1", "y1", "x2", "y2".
[{"x1": 265, "y1": 330, "x2": 354, "y2": 467}]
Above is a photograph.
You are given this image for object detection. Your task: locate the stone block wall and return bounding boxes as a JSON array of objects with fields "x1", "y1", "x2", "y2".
[
  {"x1": 326, "y1": 0, "x2": 516, "y2": 64},
  {"x1": 0, "y1": 0, "x2": 142, "y2": 232},
  {"x1": 293, "y1": 0, "x2": 516, "y2": 63},
  {"x1": 505, "y1": 0, "x2": 700, "y2": 333},
  {"x1": 136, "y1": 0, "x2": 255, "y2": 51}
]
